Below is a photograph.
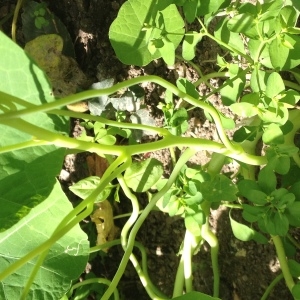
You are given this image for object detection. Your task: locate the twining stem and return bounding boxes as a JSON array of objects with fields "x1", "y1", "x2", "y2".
[
  {"x1": 70, "y1": 278, "x2": 120, "y2": 300},
  {"x1": 1, "y1": 117, "x2": 267, "y2": 166},
  {"x1": 101, "y1": 148, "x2": 197, "y2": 300},
  {"x1": 0, "y1": 75, "x2": 240, "y2": 153},
  {"x1": 173, "y1": 256, "x2": 185, "y2": 297},
  {"x1": 261, "y1": 273, "x2": 284, "y2": 300},
  {"x1": 201, "y1": 201, "x2": 220, "y2": 298},
  {"x1": 272, "y1": 235, "x2": 295, "y2": 293},
  {"x1": 90, "y1": 239, "x2": 167, "y2": 299},
  {"x1": 182, "y1": 230, "x2": 200, "y2": 293}
]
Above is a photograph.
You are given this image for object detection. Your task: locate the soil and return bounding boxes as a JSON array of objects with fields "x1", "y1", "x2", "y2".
[{"x1": 2, "y1": 0, "x2": 299, "y2": 299}]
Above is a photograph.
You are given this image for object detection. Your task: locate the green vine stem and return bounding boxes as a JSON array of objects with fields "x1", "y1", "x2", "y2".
[
  {"x1": 90, "y1": 239, "x2": 167, "y2": 299},
  {"x1": 101, "y1": 148, "x2": 197, "y2": 300},
  {"x1": 0, "y1": 75, "x2": 241, "y2": 153},
  {"x1": 173, "y1": 255, "x2": 185, "y2": 298},
  {"x1": 69, "y1": 278, "x2": 120, "y2": 300},
  {"x1": 272, "y1": 235, "x2": 295, "y2": 293},
  {"x1": 1, "y1": 117, "x2": 266, "y2": 166},
  {"x1": 261, "y1": 273, "x2": 284, "y2": 300},
  {"x1": 182, "y1": 230, "x2": 201, "y2": 293},
  {"x1": 201, "y1": 201, "x2": 220, "y2": 298}
]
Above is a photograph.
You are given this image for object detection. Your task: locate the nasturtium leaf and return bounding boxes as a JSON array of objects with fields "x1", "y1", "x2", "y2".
[
  {"x1": 0, "y1": 32, "x2": 68, "y2": 230},
  {"x1": 69, "y1": 176, "x2": 113, "y2": 203},
  {"x1": 182, "y1": 31, "x2": 202, "y2": 60},
  {"x1": 201, "y1": 174, "x2": 237, "y2": 202},
  {"x1": 124, "y1": 158, "x2": 163, "y2": 192},
  {"x1": 109, "y1": 0, "x2": 184, "y2": 66},
  {"x1": 265, "y1": 72, "x2": 285, "y2": 99},
  {"x1": 0, "y1": 181, "x2": 89, "y2": 299},
  {"x1": 229, "y1": 210, "x2": 268, "y2": 244}
]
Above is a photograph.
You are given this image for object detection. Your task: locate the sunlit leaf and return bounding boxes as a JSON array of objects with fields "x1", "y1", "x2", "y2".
[{"x1": 124, "y1": 158, "x2": 163, "y2": 192}]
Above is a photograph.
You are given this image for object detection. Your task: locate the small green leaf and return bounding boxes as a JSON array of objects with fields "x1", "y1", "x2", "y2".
[
  {"x1": 214, "y1": 17, "x2": 246, "y2": 55},
  {"x1": 292, "y1": 282, "x2": 300, "y2": 299},
  {"x1": 242, "y1": 204, "x2": 265, "y2": 223},
  {"x1": 258, "y1": 167, "x2": 277, "y2": 194},
  {"x1": 124, "y1": 158, "x2": 163, "y2": 192},
  {"x1": 229, "y1": 210, "x2": 268, "y2": 243},
  {"x1": 184, "y1": 214, "x2": 202, "y2": 236},
  {"x1": 159, "y1": 37, "x2": 175, "y2": 65},
  {"x1": 288, "y1": 259, "x2": 300, "y2": 278},
  {"x1": 227, "y1": 13, "x2": 255, "y2": 34},
  {"x1": 201, "y1": 175, "x2": 237, "y2": 202},
  {"x1": 238, "y1": 180, "x2": 260, "y2": 197},
  {"x1": 262, "y1": 123, "x2": 284, "y2": 145},
  {"x1": 220, "y1": 70, "x2": 246, "y2": 105},
  {"x1": 182, "y1": 31, "x2": 202, "y2": 60},
  {"x1": 70, "y1": 176, "x2": 113, "y2": 203},
  {"x1": 184, "y1": 192, "x2": 203, "y2": 206},
  {"x1": 176, "y1": 78, "x2": 199, "y2": 99},
  {"x1": 170, "y1": 108, "x2": 189, "y2": 135},
  {"x1": 286, "y1": 202, "x2": 300, "y2": 227},
  {"x1": 265, "y1": 72, "x2": 285, "y2": 98},
  {"x1": 269, "y1": 34, "x2": 300, "y2": 70},
  {"x1": 246, "y1": 189, "x2": 268, "y2": 205},
  {"x1": 233, "y1": 126, "x2": 258, "y2": 143},
  {"x1": 279, "y1": 6, "x2": 297, "y2": 28},
  {"x1": 230, "y1": 102, "x2": 257, "y2": 118},
  {"x1": 250, "y1": 68, "x2": 269, "y2": 93}
]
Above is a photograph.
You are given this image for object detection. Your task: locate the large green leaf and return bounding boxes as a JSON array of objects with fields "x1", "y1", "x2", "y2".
[
  {"x1": 0, "y1": 32, "x2": 69, "y2": 230},
  {"x1": 0, "y1": 181, "x2": 89, "y2": 299},
  {"x1": 109, "y1": 0, "x2": 184, "y2": 66}
]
